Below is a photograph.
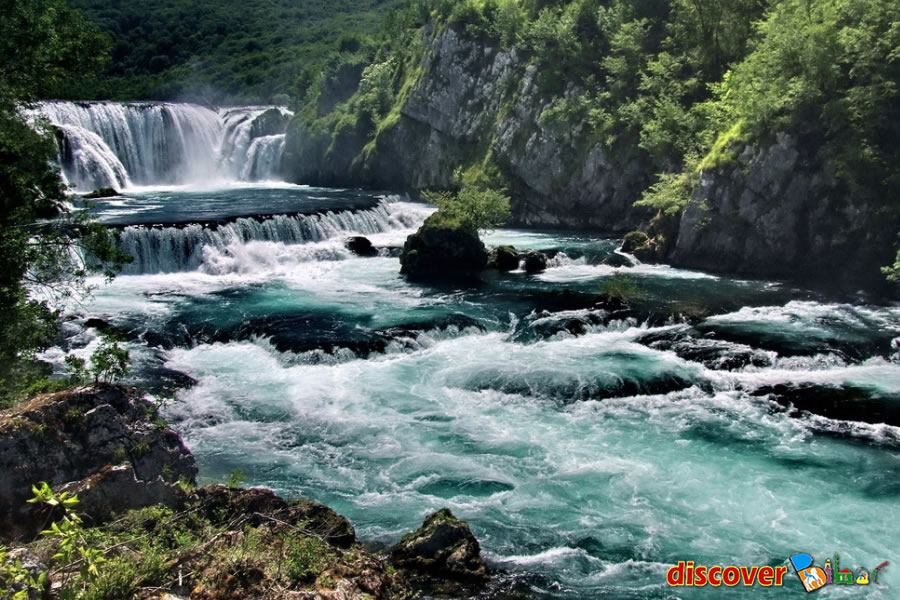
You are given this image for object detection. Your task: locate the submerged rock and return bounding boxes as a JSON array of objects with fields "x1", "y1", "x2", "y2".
[
  {"x1": 754, "y1": 383, "x2": 900, "y2": 428},
  {"x1": 345, "y1": 235, "x2": 377, "y2": 257},
  {"x1": 400, "y1": 213, "x2": 488, "y2": 281},
  {"x1": 391, "y1": 508, "x2": 489, "y2": 585},
  {"x1": 0, "y1": 385, "x2": 196, "y2": 540},
  {"x1": 523, "y1": 251, "x2": 548, "y2": 273},
  {"x1": 83, "y1": 187, "x2": 119, "y2": 199}
]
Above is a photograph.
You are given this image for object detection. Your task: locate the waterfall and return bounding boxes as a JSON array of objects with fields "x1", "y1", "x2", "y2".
[
  {"x1": 54, "y1": 123, "x2": 131, "y2": 191},
  {"x1": 242, "y1": 135, "x2": 286, "y2": 181},
  {"x1": 118, "y1": 200, "x2": 425, "y2": 274},
  {"x1": 35, "y1": 102, "x2": 292, "y2": 191}
]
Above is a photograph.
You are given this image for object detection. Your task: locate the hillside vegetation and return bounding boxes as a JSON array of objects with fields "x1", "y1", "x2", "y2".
[
  {"x1": 287, "y1": 0, "x2": 900, "y2": 283},
  {"x1": 64, "y1": 0, "x2": 404, "y2": 103}
]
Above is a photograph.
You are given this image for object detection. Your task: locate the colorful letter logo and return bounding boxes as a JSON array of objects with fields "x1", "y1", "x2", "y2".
[{"x1": 790, "y1": 554, "x2": 827, "y2": 593}]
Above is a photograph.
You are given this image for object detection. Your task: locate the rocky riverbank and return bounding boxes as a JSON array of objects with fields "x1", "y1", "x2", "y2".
[{"x1": 0, "y1": 386, "x2": 494, "y2": 599}]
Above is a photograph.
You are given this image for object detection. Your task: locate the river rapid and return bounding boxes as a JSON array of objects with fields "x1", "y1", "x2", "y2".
[{"x1": 38, "y1": 102, "x2": 900, "y2": 599}]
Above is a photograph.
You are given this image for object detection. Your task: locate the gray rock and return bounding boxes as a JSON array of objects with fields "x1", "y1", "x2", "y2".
[
  {"x1": 0, "y1": 385, "x2": 196, "y2": 541},
  {"x1": 345, "y1": 236, "x2": 377, "y2": 257},
  {"x1": 391, "y1": 508, "x2": 488, "y2": 584},
  {"x1": 668, "y1": 133, "x2": 897, "y2": 286},
  {"x1": 283, "y1": 26, "x2": 651, "y2": 232},
  {"x1": 492, "y1": 245, "x2": 520, "y2": 271},
  {"x1": 57, "y1": 463, "x2": 183, "y2": 527}
]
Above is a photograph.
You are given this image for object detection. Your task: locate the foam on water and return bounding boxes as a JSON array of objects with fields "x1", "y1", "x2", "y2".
[
  {"x1": 161, "y1": 326, "x2": 900, "y2": 598},
  {"x1": 43, "y1": 177, "x2": 900, "y2": 598}
]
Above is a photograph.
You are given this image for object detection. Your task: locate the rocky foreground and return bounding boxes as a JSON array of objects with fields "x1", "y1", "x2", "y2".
[{"x1": 0, "y1": 386, "x2": 492, "y2": 599}]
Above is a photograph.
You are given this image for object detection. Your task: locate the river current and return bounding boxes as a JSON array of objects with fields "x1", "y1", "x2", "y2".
[{"x1": 38, "y1": 103, "x2": 900, "y2": 599}]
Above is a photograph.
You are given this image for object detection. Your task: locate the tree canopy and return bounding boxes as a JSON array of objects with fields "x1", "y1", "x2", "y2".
[{"x1": 62, "y1": 0, "x2": 405, "y2": 103}]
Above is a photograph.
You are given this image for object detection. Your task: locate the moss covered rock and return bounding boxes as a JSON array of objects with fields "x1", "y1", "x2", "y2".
[
  {"x1": 491, "y1": 245, "x2": 520, "y2": 271},
  {"x1": 391, "y1": 508, "x2": 489, "y2": 585},
  {"x1": 400, "y1": 212, "x2": 488, "y2": 281}
]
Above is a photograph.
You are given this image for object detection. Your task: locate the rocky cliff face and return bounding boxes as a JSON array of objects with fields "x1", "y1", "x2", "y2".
[
  {"x1": 0, "y1": 385, "x2": 196, "y2": 540},
  {"x1": 668, "y1": 133, "x2": 897, "y2": 288},
  {"x1": 284, "y1": 26, "x2": 650, "y2": 231}
]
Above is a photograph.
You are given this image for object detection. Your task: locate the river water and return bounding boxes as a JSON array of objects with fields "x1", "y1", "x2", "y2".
[{"x1": 39, "y1": 103, "x2": 900, "y2": 599}]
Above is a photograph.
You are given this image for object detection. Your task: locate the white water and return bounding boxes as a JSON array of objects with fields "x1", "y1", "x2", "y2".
[
  {"x1": 118, "y1": 200, "x2": 432, "y2": 274},
  {"x1": 35, "y1": 101, "x2": 292, "y2": 190}
]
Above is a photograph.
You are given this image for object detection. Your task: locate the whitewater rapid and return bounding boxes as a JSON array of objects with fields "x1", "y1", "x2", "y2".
[{"x1": 38, "y1": 175, "x2": 900, "y2": 599}]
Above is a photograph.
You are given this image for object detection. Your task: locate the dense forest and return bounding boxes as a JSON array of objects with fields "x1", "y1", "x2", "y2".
[{"x1": 63, "y1": 0, "x2": 405, "y2": 103}]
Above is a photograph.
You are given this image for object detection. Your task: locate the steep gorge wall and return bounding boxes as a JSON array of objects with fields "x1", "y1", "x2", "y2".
[
  {"x1": 283, "y1": 26, "x2": 651, "y2": 231},
  {"x1": 283, "y1": 24, "x2": 897, "y2": 288},
  {"x1": 668, "y1": 133, "x2": 897, "y2": 288}
]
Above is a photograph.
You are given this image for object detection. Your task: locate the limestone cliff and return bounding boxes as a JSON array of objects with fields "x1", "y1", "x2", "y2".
[
  {"x1": 283, "y1": 25, "x2": 650, "y2": 231},
  {"x1": 667, "y1": 133, "x2": 897, "y2": 288}
]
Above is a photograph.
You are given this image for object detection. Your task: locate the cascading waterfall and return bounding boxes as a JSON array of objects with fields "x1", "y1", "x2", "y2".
[
  {"x1": 241, "y1": 135, "x2": 287, "y2": 181},
  {"x1": 118, "y1": 200, "x2": 426, "y2": 274},
  {"x1": 35, "y1": 101, "x2": 292, "y2": 191}
]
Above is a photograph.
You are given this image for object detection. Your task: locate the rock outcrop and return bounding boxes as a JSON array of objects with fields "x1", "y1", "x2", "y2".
[
  {"x1": 400, "y1": 213, "x2": 488, "y2": 281},
  {"x1": 83, "y1": 187, "x2": 119, "y2": 199},
  {"x1": 391, "y1": 508, "x2": 489, "y2": 586},
  {"x1": 0, "y1": 385, "x2": 196, "y2": 540},
  {"x1": 668, "y1": 133, "x2": 898, "y2": 287},
  {"x1": 249, "y1": 107, "x2": 290, "y2": 138},
  {"x1": 345, "y1": 235, "x2": 377, "y2": 257},
  {"x1": 523, "y1": 251, "x2": 548, "y2": 274},
  {"x1": 283, "y1": 26, "x2": 650, "y2": 231},
  {"x1": 491, "y1": 245, "x2": 520, "y2": 271}
]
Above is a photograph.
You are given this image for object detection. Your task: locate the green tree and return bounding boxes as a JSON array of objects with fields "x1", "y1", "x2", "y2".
[{"x1": 0, "y1": 0, "x2": 129, "y2": 406}]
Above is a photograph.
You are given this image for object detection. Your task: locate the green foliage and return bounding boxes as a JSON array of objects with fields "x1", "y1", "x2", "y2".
[
  {"x1": 64, "y1": 333, "x2": 132, "y2": 385},
  {"x1": 63, "y1": 0, "x2": 407, "y2": 103},
  {"x1": 286, "y1": 537, "x2": 328, "y2": 582},
  {"x1": 0, "y1": 545, "x2": 48, "y2": 600},
  {"x1": 225, "y1": 468, "x2": 247, "y2": 488},
  {"x1": 423, "y1": 185, "x2": 511, "y2": 231},
  {"x1": 0, "y1": 0, "x2": 131, "y2": 409},
  {"x1": 635, "y1": 166, "x2": 699, "y2": 216},
  {"x1": 883, "y1": 252, "x2": 900, "y2": 283},
  {"x1": 87, "y1": 334, "x2": 131, "y2": 384},
  {"x1": 601, "y1": 273, "x2": 645, "y2": 304}
]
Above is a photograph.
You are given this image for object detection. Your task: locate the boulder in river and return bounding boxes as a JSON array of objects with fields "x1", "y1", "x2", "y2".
[
  {"x1": 491, "y1": 245, "x2": 520, "y2": 271},
  {"x1": 400, "y1": 212, "x2": 488, "y2": 281},
  {"x1": 524, "y1": 251, "x2": 548, "y2": 273},
  {"x1": 345, "y1": 235, "x2": 378, "y2": 257},
  {"x1": 83, "y1": 187, "x2": 120, "y2": 199},
  {"x1": 391, "y1": 508, "x2": 489, "y2": 585}
]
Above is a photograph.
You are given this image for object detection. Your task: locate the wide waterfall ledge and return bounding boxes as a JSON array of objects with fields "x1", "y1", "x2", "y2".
[{"x1": 31, "y1": 101, "x2": 293, "y2": 191}]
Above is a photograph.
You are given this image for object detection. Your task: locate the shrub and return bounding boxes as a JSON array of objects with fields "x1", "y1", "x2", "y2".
[
  {"x1": 423, "y1": 184, "x2": 511, "y2": 231},
  {"x1": 286, "y1": 537, "x2": 328, "y2": 582}
]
